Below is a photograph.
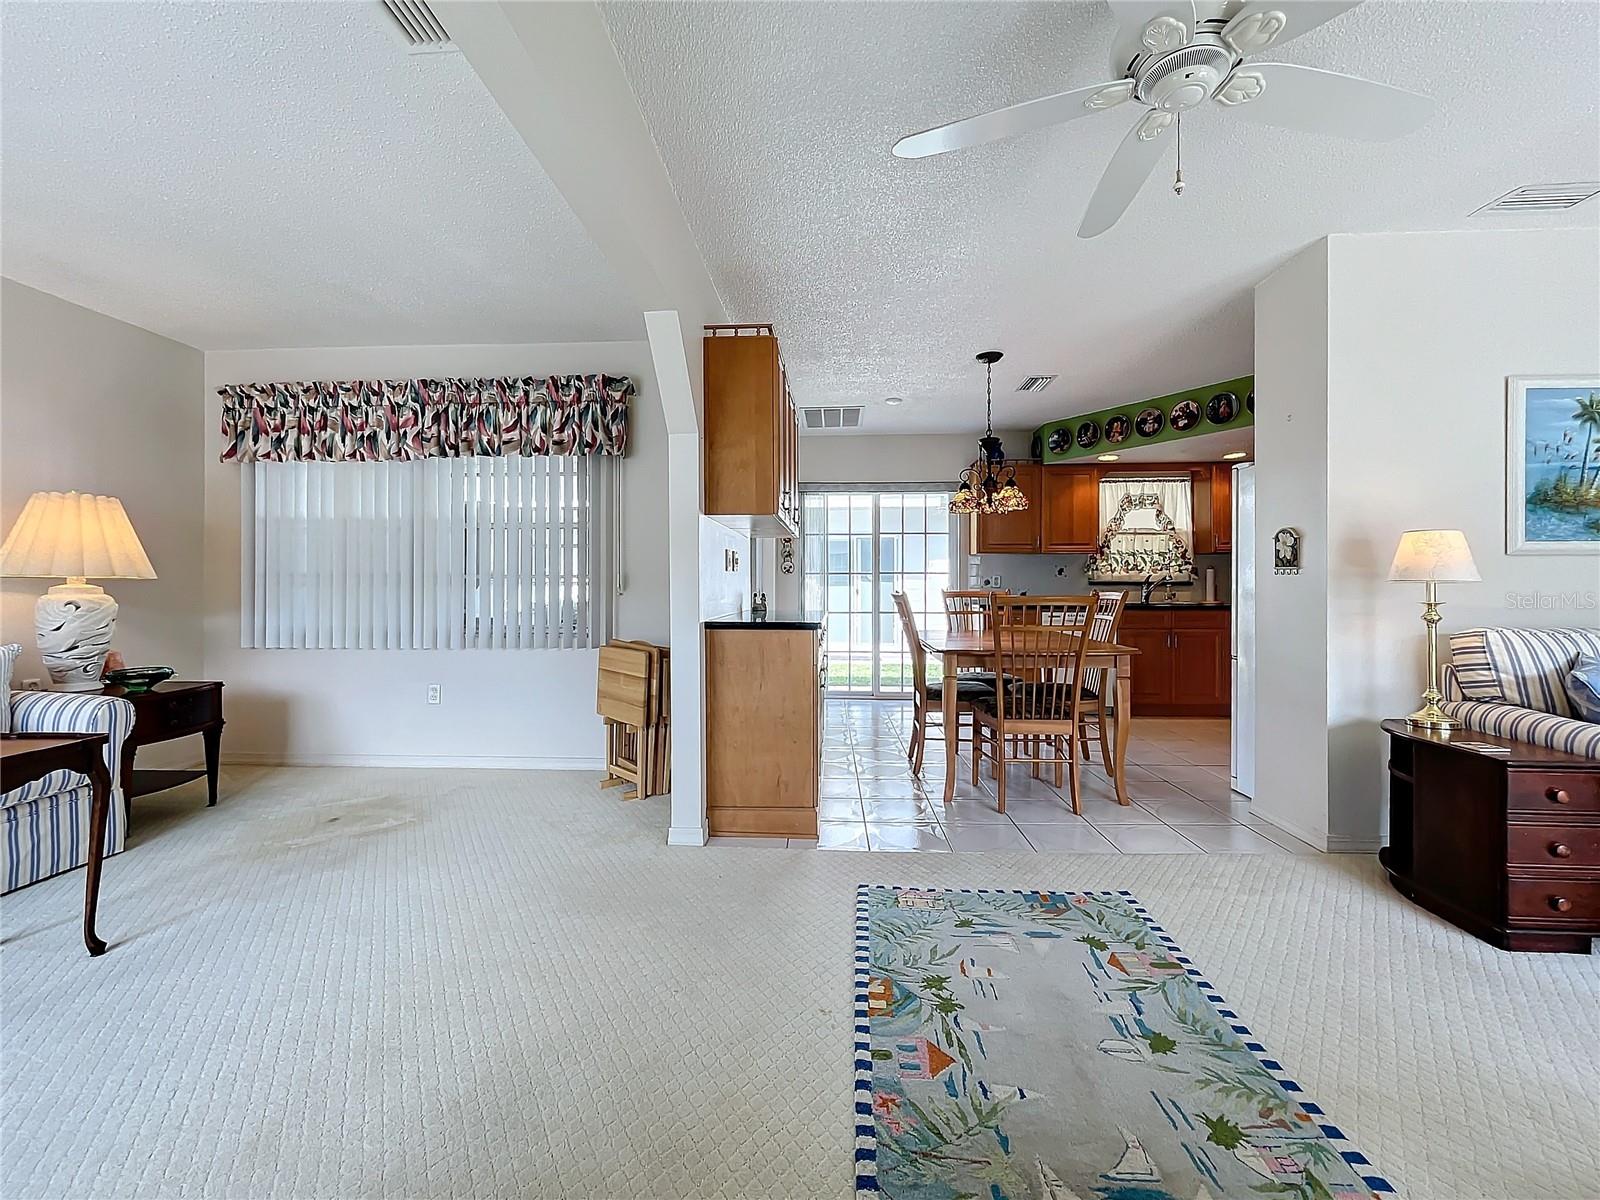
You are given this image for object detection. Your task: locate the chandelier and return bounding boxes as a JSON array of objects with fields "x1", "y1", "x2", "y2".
[{"x1": 949, "y1": 350, "x2": 1029, "y2": 515}]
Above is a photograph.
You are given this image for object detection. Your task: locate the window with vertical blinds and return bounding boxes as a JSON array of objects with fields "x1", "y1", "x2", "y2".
[{"x1": 240, "y1": 457, "x2": 615, "y2": 650}]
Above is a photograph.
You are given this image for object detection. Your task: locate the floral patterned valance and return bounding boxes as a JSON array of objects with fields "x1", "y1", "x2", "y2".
[{"x1": 218, "y1": 375, "x2": 634, "y2": 463}]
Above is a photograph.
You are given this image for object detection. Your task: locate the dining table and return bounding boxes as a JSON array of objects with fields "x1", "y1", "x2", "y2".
[{"x1": 916, "y1": 628, "x2": 1140, "y2": 807}]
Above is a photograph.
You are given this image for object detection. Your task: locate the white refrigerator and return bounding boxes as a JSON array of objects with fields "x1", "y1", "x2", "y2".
[{"x1": 1230, "y1": 464, "x2": 1256, "y2": 798}]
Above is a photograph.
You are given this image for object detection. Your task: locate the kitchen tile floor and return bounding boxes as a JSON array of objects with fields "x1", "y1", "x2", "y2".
[{"x1": 709, "y1": 698, "x2": 1321, "y2": 854}]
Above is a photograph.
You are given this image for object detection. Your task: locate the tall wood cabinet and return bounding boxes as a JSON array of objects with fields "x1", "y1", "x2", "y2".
[
  {"x1": 703, "y1": 324, "x2": 799, "y2": 537},
  {"x1": 705, "y1": 623, "x2": 822, "y2": 837}
]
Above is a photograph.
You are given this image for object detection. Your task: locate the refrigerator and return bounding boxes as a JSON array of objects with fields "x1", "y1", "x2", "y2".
[{"x1": 1230, "y1": 463, "x2": 1256, "y2": 798}]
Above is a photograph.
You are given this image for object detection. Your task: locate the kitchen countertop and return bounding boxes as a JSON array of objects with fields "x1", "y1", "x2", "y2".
[
  {"x1": 703, "y1": 611, "x2": 823, "y2": 630},
  {"x1": 1121, "y1": 601, "x2": 1231, "y2": 610}
]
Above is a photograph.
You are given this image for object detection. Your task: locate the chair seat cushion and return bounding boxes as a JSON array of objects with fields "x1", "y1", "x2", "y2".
[
  {"x1": 927, "y1": 677, "x2": 995, "y2": 703},
  {"x1": 1566, "y1": 654, "x2": 1600, "y2": 723},
  {"x1": 971, "y1": 681, "x2": 1085, "y2": 720}
]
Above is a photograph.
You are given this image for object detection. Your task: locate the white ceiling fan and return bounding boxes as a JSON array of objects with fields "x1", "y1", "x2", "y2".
[{"x1": 892, "y1": 1, "x2": 1434, "y2": 238}]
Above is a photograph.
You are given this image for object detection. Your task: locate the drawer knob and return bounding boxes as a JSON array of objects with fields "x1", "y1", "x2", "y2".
[
  {"x1": 1546, "y1": 787, "x2": 1571, "y2": 804},
  {"x1": 1549, "y1": 896, "x2": 1573, "y2": 913},
  {"x1": 1550, "y1": 843, "x2": 1573, "y2": 859}
]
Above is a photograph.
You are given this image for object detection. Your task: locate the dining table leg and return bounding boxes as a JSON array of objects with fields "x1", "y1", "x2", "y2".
[
  {"x1": 942, "y1": 650, "x2": 959, "y2": 804},
  {"x1": 1112, "y1": 654, "x2": 1133, "y2": 806}
]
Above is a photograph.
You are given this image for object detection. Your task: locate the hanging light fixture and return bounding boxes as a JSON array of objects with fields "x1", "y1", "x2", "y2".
[{"x1": 949, "y1": 350, "x2": 1029, "y2": 515}]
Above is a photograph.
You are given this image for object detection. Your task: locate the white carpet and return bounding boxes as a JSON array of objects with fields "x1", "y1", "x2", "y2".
[{"x1": 3, "y1": 767, "x2": 1596, "y2": 1200}]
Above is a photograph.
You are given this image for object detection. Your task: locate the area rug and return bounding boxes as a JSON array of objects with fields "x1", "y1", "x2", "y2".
[{"x1": 854, "y1": 886, "x2": 1394, "y2": 1200}]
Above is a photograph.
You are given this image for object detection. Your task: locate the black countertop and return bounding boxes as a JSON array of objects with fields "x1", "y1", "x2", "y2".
[
  {"x1": 1122, "y1": 601, "x2": 1230, "y2": 611},
  {"x1": 703, "y1": 611, "x2": 822, "y2": 631}
]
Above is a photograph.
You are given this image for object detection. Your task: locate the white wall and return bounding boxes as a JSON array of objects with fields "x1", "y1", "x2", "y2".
[
  {"x1": 1, "y1": 280, "x2": 205, "y2": 766},
  {"x1": 1256, "y1": 228, "x2": 1600, "y2": 850},
  {"x1": 202, "y1": 341, "x2": 667, "y2": 768}
]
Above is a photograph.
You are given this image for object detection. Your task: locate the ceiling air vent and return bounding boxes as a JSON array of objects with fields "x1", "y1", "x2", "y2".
[
  {"x1": 1472, "y1": 182, "x2": 1600, "y2": 215},
  {"x1": 801, "y1": 406, "x2": 864, "y2": 431},
  {"x1": 1016, "y1": 375, "x2": 1057, "y2": 393},
  {"x1": 379, "y1": 0, "x2": 457, "y2": 53}
]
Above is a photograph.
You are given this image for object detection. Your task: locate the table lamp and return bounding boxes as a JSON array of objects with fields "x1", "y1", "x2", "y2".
[
  {"x1": 1388, "y1": 529, "x2": 1479, "y2": 730},
  {"x1": 0, "y1": 492, "x2": 157, "y2": 690}
]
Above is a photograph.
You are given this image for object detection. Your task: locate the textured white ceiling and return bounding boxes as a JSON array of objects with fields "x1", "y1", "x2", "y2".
[
  {"x1": 0, "y1": 2, "x2": 641, "y2": 350},
  {"x1": 602, "y1": 0, "x2": 1600, "y2": 434}
]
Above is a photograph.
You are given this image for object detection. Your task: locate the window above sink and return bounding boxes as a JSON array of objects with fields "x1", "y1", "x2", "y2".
[{"x1": 1085, "y1": 474, "x2": 1195, "y2": 582}]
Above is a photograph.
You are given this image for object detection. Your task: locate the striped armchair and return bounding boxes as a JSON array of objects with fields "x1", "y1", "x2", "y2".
[
  {"x1": 1440, "y1": 627, "x2": 1600, "y2": 759},
  {"x1": 3, "y1": 691, "x2": 135, "y2": 893}
]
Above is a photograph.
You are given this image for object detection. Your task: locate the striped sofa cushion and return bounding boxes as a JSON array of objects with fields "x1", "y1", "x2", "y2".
[
  {"x1": 1447, "y1": 628, "x2": 1600, "y2": 719},
  {"x1": 1440, "y1": 699, "x2": 1600, "y2": 759},
  {"x1": 0, "y1": 644, "x2": 20, "y2": 735}
]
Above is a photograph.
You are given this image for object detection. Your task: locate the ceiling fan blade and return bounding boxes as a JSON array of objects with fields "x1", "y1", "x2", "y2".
[
  {"x1": 892, "y1": 80, "x2": 1134, "y2": 159},
  {"x1": 1107, "y1": 0, "x2": 1197, "y2": 72},
  {"x1": 1220, "y1": 63, "x2": 1433, "y2": 141},
  {"x1": 1221, "y1": 1, "x2": 1361, "y2": 54},
  {"x1": 1078, "y1": 111, "x2": 1173, "y2": 238}
]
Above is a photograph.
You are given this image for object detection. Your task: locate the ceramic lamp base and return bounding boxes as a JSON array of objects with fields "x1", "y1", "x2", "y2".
[{"x1": 36, "y1": 581, "x2": 118, "y2": 691}]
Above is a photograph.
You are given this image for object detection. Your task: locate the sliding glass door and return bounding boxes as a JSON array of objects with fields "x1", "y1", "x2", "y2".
[{"x1": 801, "y1": 489, "x2": 954, "y2": 696}]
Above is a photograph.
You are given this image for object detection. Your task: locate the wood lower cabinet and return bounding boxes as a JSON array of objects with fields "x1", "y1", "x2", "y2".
[
  {"x1": 703, "y1": 324, "x2": 799, "y2": 537},
  {"x1": 1117, "y1": 607, "x2": 1230, "y2": 717},
  {"x1": 705, "y1": 624, "x2": 821, "y2": 837}
]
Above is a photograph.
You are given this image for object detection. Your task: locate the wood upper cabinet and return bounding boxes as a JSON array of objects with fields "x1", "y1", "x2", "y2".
[
  {"x1": 703, "y1": 325, "x2": 799, "y2": 537},
  {"x1": 973, "y1": 462, "x2": 1042, "y2": 553},
  {"x1": 1209, "y1": 464, "x2": 1233, "y2": 553},
  {"x1": 1041, "y1": 465, "x2": 1102, "y2": 552}
]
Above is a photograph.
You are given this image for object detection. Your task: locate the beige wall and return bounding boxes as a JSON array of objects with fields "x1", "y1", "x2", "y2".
[
  {"x1": 1255, "y1": 227, "x2": 1600, "y2": 851},
  {"x1": 1, "y1": 279, "x2": 205, "y2": 764},
  {"x1": 202, "y1": 341, "x2": 668, "y2": 768}
]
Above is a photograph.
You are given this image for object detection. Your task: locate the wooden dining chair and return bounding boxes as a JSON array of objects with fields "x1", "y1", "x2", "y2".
[
  {"x1": 943, "y1": 588, "x2": 1010, "y2": 686},
  {"x1": 970, "y1": 594, "x2": 1097, "y2": 814},
  {"x1": 893, "y1": 591, "x2": 993, "y2": 775},
  {"x1": 1076, "y1": 590, "x2": 1128, "y2": 773}
]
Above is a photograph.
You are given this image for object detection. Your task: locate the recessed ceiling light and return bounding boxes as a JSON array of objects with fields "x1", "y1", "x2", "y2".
[
  {"x1": 1097, "y1": 453, "x2": 1120, "y2": 462},
  {"x1": 1222, "y1": 451, "x2": 1248, "y2": 461},
  {"x1": 884, "y1": 396, "x2": 904, "y2": 406}
]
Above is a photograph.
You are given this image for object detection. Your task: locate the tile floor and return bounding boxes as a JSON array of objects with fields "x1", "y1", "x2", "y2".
[{"x1": 710, "y1": 698, "x2": 1320, "y2": 854}]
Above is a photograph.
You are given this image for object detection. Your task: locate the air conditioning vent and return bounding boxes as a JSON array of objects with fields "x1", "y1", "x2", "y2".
[
  {"x1": 1473, "y1": 182, "x2": 1600, "y2": 215},
  {"x1": 1016, "y1": 375, "x2": 1057, "y2": 393},
  {"x1": 801, "y1": 406, "x2": 864, "y2": 430},
  {"x1": 379, "y1": 0, "x2": 457, "y2": 53}
]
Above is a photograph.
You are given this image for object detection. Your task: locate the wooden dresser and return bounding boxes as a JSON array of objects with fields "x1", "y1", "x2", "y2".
[
  {"x1": 1380, "y1": 720, "x2": 1599, "y2": 954},
  {"x1": 704, "y1": 618, "x2": 823, "y2": 838}
]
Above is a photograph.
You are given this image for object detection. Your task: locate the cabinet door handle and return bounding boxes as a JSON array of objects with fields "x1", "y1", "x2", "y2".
[
  {"x1": 1549, "y1": 896, "x2": 1573, "y2": 913},
  {"x1": 1546, "y1": 787, "x2": 1571, "y2": 805},
  {"x1": 1549, "y1": 842, "x2": 1573, "y2": 859}
]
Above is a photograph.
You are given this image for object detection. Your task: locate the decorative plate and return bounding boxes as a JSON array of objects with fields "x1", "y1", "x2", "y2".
[
  {"x1": 1104, "y1": 413, "x2": 1132, "y2": 444},
  {"x1": 104, "y1": 665, "x2": 175, "y2": 694},
  {"x1": 1205, "y1": 391, "x2": 1238, "y2": 424},
  {"x1": 1075, "y1": 419, "x2": 1102, "y2": 449},
  {"x1": 1247, "y1": 390, "x2": 1255, "y2": 414},
  {"x1": 1170, "y1": 398, "x2": 1201, "y2": 431},
  {"x1": 1047, "y1": 427, "x2": 1071, "y2": 454},
  {"x1": 1134, "y1": 407, "x2": 1165, "y2": 438}
]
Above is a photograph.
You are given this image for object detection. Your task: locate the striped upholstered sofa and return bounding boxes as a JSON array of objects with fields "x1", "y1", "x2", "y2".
[
  {"x1": 1440, "y1": 628, "x2": 1600, "y2": 758},
  {"x1": 3, "y1": 690, "x2": 135, "y2": 893}
]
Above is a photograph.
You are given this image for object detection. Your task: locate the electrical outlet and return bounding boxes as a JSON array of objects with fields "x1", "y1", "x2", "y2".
[
  {"x1": 427, "y1": 684, "x2": 442, "y2": 705},
  {"x1": 20, "y1": 677, "x2": 41, "y2": 691}
]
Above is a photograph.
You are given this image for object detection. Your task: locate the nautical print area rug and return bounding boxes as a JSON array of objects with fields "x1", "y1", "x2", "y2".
[{"x1": 854, "y1": 886, "x2": 1393, "y2": 1200}]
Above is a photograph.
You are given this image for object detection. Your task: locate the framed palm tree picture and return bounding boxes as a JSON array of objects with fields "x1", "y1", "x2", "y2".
[{"x1": 1507, "y1": 375, "x2": 1600, "y2": 554}]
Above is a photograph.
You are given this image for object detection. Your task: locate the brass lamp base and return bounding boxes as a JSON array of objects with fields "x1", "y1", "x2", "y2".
[{"x1": 1405, "y1": 702, "x2": 1459, "y2": 732}]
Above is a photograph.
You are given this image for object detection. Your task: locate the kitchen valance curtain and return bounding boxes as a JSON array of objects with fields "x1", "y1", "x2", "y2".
[{"x1": 219, "y1": 375, "x2": 634, "y2": 464}]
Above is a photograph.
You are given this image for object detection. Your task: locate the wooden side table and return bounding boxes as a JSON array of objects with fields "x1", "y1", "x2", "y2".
[
  {"x1": 1380, "y1": 719, "x2": 1599, "y2": 954},
  {"x1": 0, "y1": 733, "x2": 114, "y2": 955},
  {"x1": 98, "y1": 680, "x2": 225, "y2": 819}
]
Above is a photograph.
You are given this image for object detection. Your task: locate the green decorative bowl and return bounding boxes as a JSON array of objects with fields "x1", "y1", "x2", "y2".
[{"x1": 104, "y1": 666, "x2": 175, "y2": 694}]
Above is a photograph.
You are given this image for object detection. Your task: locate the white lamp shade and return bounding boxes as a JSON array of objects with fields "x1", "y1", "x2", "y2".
[
  {"x1": 1387, "y1": 529, "x2": 1481, "y2": 583},
  {"x1": 0, "y1": 491, "x2": 157, "y2": 580}
]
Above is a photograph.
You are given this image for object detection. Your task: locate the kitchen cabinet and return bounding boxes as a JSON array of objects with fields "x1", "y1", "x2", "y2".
[
  {"x1": 704, "y1": 622, "x2": 822, "y2": 837},
  {"x1": 1209, "y1": 464, "x2": 1233, "y2": 553},
  {"x1": 1041, "y1": 465, "x2": 1102, "y2": 552},
  {"x1": 1117, "y1": 607, "x2": 1230, "y2": 717},
  {"x1": 703, "y1": 324, "x2": 799, "y2": 537},
  {"x1": 973, "y1": 461, "x2": 1042, "y2": 553}
]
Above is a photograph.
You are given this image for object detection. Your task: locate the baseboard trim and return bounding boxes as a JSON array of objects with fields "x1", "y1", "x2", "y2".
[
  {"x1": 222, "y1": 752, "x2": 604, "y2": 771},
  {"x1": 667, "y1": 822, "x2": 708, "y2": 847},
  {"x1": 1247, "y1": 809, "x2": 1329, "y2": 853},
  {"x1": 1323, "y1": 833, "x2": 1384, "y2": 854}
]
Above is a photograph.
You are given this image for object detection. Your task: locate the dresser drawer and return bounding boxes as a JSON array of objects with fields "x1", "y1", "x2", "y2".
[
  {"x1": 1506, "y1": 877, "x2": 1600, "y2": 923},
  {"x1": 1508, "y1": 825, "x2": 1600, "y2": 869},
  {"x1": 1507, "y1": 772, "x2": 1600, "y2": 816},
  {"x1": 132, "y1": 688, "x2": 220, "y2": 740}
]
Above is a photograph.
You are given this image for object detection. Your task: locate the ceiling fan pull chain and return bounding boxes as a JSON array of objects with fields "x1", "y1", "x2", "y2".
[{"x1": 1173, "y1": 113, "x2": 1185, "y2": 196}]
